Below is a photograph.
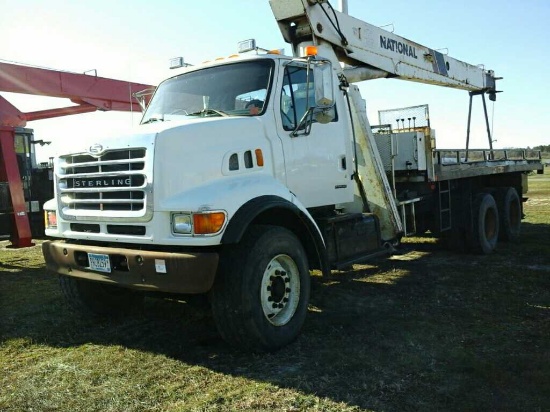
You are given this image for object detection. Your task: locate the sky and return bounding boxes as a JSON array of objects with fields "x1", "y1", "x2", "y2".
[{"x1": 1, "y1": 0, "x2": 549, "y2": 162}]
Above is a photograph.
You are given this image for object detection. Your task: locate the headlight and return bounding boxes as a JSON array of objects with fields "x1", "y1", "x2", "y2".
[
  {"x1": 171, "y1": 211, "x2": 227, "y2": 236},
  {"x1": 44, "y1": 210, "x2": 57, "y2": 229},
  {"x1": 171, "y1": 213, "x2": 192, "y2": 234}
]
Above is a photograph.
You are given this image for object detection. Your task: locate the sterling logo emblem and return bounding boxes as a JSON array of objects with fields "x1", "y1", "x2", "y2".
[{"x1": 89, "y1": 143, "x2": 104, "y2": 155}]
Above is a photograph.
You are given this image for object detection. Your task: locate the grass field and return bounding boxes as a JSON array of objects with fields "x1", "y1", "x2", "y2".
[{"x1": 1, "y1": 174, "x2": 549, "y2": 411}]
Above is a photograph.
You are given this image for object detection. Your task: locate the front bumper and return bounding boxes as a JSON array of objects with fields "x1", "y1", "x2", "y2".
[{"x1": 42, "y1": 240, "x2": 219, "y2": 294}]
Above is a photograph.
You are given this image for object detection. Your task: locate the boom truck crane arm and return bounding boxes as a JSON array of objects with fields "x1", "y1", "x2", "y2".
[
  {"x1": 270, "y1": 0, "x2": 498, "y2": 97},
  {"x1": 269, "y1": 0, "x2": 501, "y2": 242}
]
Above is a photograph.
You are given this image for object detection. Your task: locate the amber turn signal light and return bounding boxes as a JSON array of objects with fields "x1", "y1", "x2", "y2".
[{"x1": 193, "y1": 212, "x2": 226, "y2": 234}]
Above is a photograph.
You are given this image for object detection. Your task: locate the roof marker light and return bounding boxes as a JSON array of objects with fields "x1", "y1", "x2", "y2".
[{"x1": 304, "y1": 46, "x2": 318, "y2": 56}]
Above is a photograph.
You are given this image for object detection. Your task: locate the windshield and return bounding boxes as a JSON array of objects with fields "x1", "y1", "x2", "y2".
[{"x1": 141, "y1": 60, "x2": 274, "y2": 124}]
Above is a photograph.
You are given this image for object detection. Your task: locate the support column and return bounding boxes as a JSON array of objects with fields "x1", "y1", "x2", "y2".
[{"x1": 0, "y1": 126, "x2": 33, "y2": 248}]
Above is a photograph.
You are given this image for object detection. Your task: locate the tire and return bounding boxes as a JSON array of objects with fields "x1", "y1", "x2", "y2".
[
  {"x1": 471, "y1": 192, "x2": 499, "y2": 254},
  {"x1": 210, "y1": 225, "x2": 310, "y2": 352},
  {"x1": 59, "y1": 276, "x2": 144, "y2": 316},
  {"x1": 496, "y1": 187, "x2": 521, "y2": 242}
]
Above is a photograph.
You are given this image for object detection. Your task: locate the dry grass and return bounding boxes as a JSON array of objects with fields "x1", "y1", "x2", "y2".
[{"x1": 1, "y1": 174, "x2": 549, "y2": 411}]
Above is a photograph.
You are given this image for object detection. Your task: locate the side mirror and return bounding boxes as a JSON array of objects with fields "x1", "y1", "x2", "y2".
[
  {"x1": 312, "y1": 59, "x2": 334, "y2": 108},
  {"x1": 289, "y1": 58, "x2": 336, "y2": 137}
]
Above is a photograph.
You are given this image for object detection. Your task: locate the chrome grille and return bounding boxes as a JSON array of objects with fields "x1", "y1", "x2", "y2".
[{"x1": 58, "y1": 148, "x2": 147, "y2": 213}]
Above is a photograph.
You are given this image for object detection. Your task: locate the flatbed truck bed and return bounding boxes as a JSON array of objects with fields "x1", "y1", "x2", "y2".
[{"x1": 432, "y1": 149, "x2": 544, "y2": 181}]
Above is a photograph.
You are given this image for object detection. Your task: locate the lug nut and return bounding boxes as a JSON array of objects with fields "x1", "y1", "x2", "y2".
[
  {"x1": 272, "y1": 303, "x2": 278, "y2": 308},
  {"x1": 286, "y1": 288, "x2": 291, "y2": 293},
  {"x1": 268, "y1": 296, "x2": 273, "y2": 302}
]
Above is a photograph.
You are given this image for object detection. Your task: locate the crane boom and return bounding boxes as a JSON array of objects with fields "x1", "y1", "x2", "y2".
[
  {"x1": 0, "y1": 62, "x2": 154, "y2": 127},
  {"x1": 270, "y1": 0, "x2": 497, "y2": 96}
]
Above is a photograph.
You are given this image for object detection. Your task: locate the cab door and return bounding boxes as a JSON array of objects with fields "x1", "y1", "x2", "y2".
[{"x1": 275, "y1": 62, "x2": 352, "y2": 208}]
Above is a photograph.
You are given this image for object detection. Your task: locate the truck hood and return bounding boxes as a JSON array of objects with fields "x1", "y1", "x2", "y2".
[
  {"x1": 55, "y1": 115, "x2": 273, "y2": 215},
  {"x1": 151, "y1": 116, "x2": 273, "y2": 209},
  {"x1": 58, "y1": 116, "x2": 241, "y2": 156}
]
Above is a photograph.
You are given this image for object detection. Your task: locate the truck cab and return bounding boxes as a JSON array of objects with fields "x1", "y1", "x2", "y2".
[
  {"x1": 46, "y1": 52, "x2": 367, "y2": 243},
  {"x1": 43, "y1": 49, "x2": 388, "y2": 351}
]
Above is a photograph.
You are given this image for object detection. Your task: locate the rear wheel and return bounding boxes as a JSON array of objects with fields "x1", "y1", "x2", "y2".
[
  {"x1": 59, "y1": 276, "x2": 143, "y2": 316},
  {"x1": 496, "y1": 187, "x2": 521, "y2": 242},
  {"x1": 211, "y1": 225, "x2": 310, "y2": 352},
  {"x1": 470, "y1": 192, "x2": 499, "y2": 254}
]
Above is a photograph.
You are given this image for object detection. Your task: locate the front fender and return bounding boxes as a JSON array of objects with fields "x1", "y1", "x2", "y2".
[
  {"x1": 222, "y1": 195, "x2": 330, "y2": 276},
  {"x1": 157, "y1": 173, "x2": 329, "y2": 274}
]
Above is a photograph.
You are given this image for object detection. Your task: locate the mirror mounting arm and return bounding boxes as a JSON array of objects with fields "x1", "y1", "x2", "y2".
[{"x1": 290, "y1": 107, "x2": 315, "y2": 138}]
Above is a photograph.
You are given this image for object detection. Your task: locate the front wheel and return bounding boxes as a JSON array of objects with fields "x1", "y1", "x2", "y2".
[{"x1": 211, "y1": 225, "x2": 310, "y2": 352}]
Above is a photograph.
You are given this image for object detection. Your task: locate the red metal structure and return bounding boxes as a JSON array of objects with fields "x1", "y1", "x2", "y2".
[{"x1": 0, "y1": 62, "x2": 153, "y2": 247}]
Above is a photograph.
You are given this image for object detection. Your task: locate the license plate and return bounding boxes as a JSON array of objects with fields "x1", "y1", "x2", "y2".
[{"x1": 88, "y1": 253, "x2": 111, "y2": 273}]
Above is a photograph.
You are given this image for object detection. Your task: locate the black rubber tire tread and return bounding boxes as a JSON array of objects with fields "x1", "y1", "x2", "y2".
[
  {"x1": 495, "y1": 187, "x2": 521, "y2": 242},
  {"x1": 210, "y1": 225, "x2": 310, "y2": 352},
  {"x1": 471, "y1": 192, "x2": 499, "y2": 254},
  {"x1": 59, "y1": 275, "x2": 144, "y2": 316}
]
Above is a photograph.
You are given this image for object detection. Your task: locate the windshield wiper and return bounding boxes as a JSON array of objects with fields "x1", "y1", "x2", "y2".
[
  {"x1": 141, "y1": 116, "x2": 164, "y2": 124},
  {"x1": 187, "y1": 109, "x2": 229, "y2": 117}
]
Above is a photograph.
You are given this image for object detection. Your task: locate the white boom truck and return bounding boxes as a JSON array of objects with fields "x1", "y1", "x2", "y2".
[{"x1": 42, "y1": 0, "x2": 543, "y2": 351}]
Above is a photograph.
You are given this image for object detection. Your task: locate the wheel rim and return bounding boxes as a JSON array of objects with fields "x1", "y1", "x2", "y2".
[{"x1": 260, "y1": 254, "x2": 300, "y2": 326}]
